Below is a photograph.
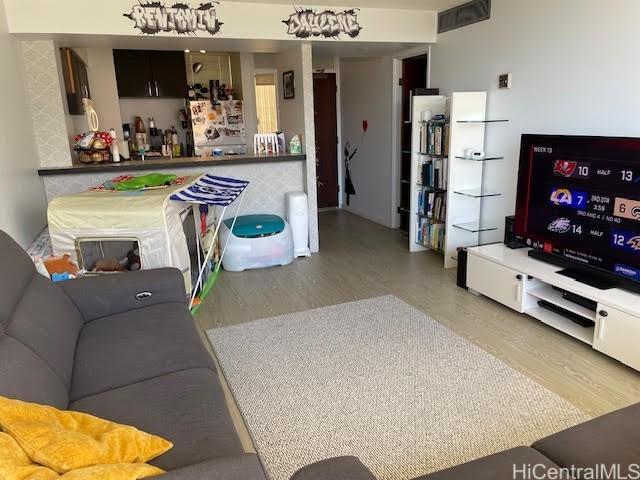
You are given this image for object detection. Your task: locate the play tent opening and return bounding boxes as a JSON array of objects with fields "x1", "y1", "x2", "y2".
[{"x1": 48, "y1": 174, "x2": 249, "y2": 309}]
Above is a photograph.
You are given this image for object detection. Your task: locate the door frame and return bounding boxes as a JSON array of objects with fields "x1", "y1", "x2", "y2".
[
  {"x1": 391, "y1": 45, "x2": 432, "y2": 229},
  {"x1": 314, "y1": 55, "x2": 342, "y2": 208}
]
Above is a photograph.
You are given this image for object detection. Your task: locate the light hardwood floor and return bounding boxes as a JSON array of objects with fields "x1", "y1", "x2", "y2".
[{"x1": 195, "y1": 209, "x2": 640, "y2": 449}]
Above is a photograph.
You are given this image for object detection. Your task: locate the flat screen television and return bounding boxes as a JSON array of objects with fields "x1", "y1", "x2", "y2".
[{"x1": 514, "y1": 134, "x2": 640, "y2": 292}]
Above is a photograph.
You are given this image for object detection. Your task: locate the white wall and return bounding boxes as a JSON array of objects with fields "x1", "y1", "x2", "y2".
[
  {"x1": 430, "y1": 0, "x2": 640, "y2": 241},
  {"x1": 0, "y1": 1, "x2": 46, "y2": 246},
  {"x1": 274, "y1": 46, "x2": 306, "y2": 144},
  {"x1": 86, "y1": 48, "x2": 124, "y2": 140},
  {"x1": 5, "y1": 0, "x2": 438, "y2": 44},
  {"x1": 340, "y1": 56, "x2": 394, "y2": 227}
]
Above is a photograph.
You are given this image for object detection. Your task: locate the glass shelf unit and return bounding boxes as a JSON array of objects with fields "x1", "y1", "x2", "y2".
[
  {"x1": 451, "y1": 221, "x2": 497, "y2": 233},
  {"x1": 456, "y1": 119, "x2": 509, "y2": 124},
  {"x1": 454, "y1": 155, "x2": 504, "y2": 162},
  {"x1": 453, "y1": 188, "x2": 501, "y2": 198},
  {"x1": 399, "y1": 207, "x2": 411, "y2": 214},
  {"x1": 418, "y1": 152, "x2": 448, "y2": 158}
]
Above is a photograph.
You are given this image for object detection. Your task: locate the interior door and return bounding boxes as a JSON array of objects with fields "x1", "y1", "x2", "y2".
[
  {"x1": 113, "y1": 50, "x2": 154, "y2": 98},
  {"x1": 399, "y1": 55, "x2": 428, "y2": 232},
  {"x1": 150, "y1": 51, "x2": 187, "y2": 98},
  {"x1": 313, "y1": 73, "x2": 338, "y2": 209}
]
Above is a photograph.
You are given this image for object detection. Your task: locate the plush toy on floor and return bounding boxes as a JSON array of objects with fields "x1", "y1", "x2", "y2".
[{"x1": 44, "y1": 254, "x2": 79, "y2": 282}]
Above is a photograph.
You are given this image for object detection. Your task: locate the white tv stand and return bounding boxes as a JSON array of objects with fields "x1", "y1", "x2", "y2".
[{"x1": 466, "y1": 243, "x2": 640, "y2": 372}]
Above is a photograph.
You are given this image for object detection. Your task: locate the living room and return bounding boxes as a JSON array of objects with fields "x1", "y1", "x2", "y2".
[{"x1": 1, "y1": 1, "x2": 639, "y2": 480}]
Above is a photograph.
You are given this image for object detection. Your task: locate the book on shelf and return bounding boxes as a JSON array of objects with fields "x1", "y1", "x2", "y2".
[
  {"x1": 419, "y1": 121, "x2": 449, "y2": 156},
  {"x1": 417, "y1": 190, "x2": 446, "y2": 221},
  {"x1": 420, "y1": 158, "x2": 448, "y2": 189},
  {"x1": 416, "y1": 218, "x2": 445, "y2": 252}
]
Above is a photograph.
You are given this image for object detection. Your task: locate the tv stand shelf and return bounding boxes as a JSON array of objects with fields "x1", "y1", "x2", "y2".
[{"x1": 466, "y1": 243, "x2": 640, "y2": 371}]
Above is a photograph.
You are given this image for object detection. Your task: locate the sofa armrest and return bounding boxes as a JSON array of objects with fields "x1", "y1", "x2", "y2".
[
  {"x1": 290, "y1": 457, "x2": 377, "y2": 480},
  {"x1": 156, "y1": 454, "x2": 267, "y2": 480},
  {"x1": 60, "y1": 268, "x2": 187, "y2": 322}
]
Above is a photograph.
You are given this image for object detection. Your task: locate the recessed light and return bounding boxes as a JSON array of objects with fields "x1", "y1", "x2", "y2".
[
  {"x1": 200, "y1": 50, "x2": 206, "y2": 53},
  {"x1": 184, "y1": 49, "x2": 190, "y2": 53}
]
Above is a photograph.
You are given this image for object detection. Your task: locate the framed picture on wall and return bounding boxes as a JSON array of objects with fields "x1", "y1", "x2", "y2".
[{"x1": 283, "y1": 70, "x2": 295, "y2": 99}]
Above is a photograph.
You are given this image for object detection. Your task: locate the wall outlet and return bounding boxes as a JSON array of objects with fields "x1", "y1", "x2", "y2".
[{"x1": 499, "y1": 73, "x2": 512, "y2": 89}]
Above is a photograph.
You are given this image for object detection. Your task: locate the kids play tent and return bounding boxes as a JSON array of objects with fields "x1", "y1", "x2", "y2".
[{"x1": 48, "y1": 174, "x2": 249, "y2": 307}]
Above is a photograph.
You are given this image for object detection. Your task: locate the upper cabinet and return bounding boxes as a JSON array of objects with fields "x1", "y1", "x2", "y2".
[
  {"x1": 113, "y1": 50, "x2": 187, "y2": 98},
  {"x1": 61, "y1": 48, "x2": 91, "y2": 115}
]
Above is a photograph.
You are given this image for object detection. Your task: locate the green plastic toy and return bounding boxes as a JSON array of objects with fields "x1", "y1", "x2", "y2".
[{"x1": 114, "y1": 173, "x2": 178, "y2": 191}]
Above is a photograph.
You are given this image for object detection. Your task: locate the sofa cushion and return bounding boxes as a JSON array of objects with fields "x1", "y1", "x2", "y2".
[
  {"x1": 414, "y1": 447, "x2": 560, "y2": 480},
  {"x1": 70, "y1": 368, "x2": 244, "y2": 471},
  {"x1": 291, "y1": 456, "x2": 377, "y2": 480},
  {"x1": 0, "y1": 231, "x2": 37, "y2": 328},
  {"x1": 160, "y1": 454, "x2": 267, "y2": 480},
  {"x1": 532, "y1": 402, "x2": 640, "y2": 473},
  {"x1": 70, "y1": 302, "x2": 214, "y2": 400},
  {"x1": 7, "y1": 274, "x2": 83, "y2": 388},
  {"x1": 0, "y1": 335, "x2": 68, "y2": 408}
]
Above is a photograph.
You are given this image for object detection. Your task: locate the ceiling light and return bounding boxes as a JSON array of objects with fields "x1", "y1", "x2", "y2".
[
  {"x1": 200, "y1": 50, "x2": 206, "y2": 53},
  {"x1": 184, "y1": 49, "x2": 190, "y2": 53}
]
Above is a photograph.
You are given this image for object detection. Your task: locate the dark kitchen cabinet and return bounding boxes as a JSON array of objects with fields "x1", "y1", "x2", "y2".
[
  {"x1": 61, "y1": 48, "x2": 91, "y2": 115},
  {"x1": 113, "y1": 50, "x2": 187, "y2": 98}
]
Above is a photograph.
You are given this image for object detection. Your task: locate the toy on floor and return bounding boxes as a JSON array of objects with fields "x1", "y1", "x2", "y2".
[
  {"x1": 94, "y1": 258, "x2": 125, "y2": 272},
  {"x1": 44, "y1": 254, "x2": 79, "y2": 281}
]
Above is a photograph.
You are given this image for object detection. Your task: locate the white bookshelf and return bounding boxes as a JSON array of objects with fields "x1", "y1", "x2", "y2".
[
  {"x1": 409, "y1": 92, "x2": 508, "y2": 269},
  {"x1": 409, "y1": 95, "x2": 448, "y2": 253}
]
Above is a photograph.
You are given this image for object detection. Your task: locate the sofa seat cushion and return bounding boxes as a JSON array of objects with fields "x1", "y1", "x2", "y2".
[
  {"x1": 159, "y1": 454, "x2": 267, "y2": 480},
  {"x1": 414, "y1": 447, "x2": 559, "y2": 480},
  {"x1": 70, "y1": 302, "x2": 214, "y2": 400},
  {"x1": 69, "y1": 368, "x2": 244, "y2": 471},
  {"x1": 532, "y1": 402, "x2": 640, "y2": 472}
]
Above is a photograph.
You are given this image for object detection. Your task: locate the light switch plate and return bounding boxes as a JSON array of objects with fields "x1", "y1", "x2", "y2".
[{"x1": 499, "y1": 73, "x2": 512, "y2": 89}]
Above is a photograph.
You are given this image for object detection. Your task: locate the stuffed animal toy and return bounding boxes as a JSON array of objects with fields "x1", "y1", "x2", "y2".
[
  {"x1": 126, "y1": 248, "x2": 141, "y2": 271},
  {"x1": 94, "y1": 258, "x2": 125, "y2": 272},
  {"x1": 44, "y1": 254, "x2": 79, "y2": 279}
]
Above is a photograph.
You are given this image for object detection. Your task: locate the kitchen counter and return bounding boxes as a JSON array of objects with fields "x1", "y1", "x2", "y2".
[{"x1": 38, "y1": 153, "x2": 306, "y2": 176}]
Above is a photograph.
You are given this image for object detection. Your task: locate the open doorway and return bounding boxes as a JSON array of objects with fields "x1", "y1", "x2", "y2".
[
  {"x1": 254, "y1": 71, "x2": 279, "y2": 134},
  {"x1": 313, "y1": 72, "x2": 339, "y2": 209},
  {"x1": 399, "y1": 54, "x2": 429, "y2": 233}
]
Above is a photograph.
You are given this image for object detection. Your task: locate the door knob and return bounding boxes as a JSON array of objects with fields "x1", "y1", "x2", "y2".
[{"x1": 598, "y1": 310, "x2": 608, "y2": 317}]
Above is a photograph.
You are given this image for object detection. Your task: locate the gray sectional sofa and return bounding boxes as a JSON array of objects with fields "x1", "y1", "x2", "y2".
[
  {"x1": 0, "y1": 231, "x2": 266, "y2": 480},
  {"x1": 3, "y1": 229, "x2": 639, "y2": 480}
]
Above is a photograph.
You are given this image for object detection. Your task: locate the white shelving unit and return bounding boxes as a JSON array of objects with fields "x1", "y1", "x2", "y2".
[
  {"x1": 444, "y1": 92, "x2": 507, "y2": 269},
  {"x1": 409, "y1": 92, "x2": 508, "y2": 269},
  {"x1": 409, "y1": 95, "x2": 448, "y2": 253}
]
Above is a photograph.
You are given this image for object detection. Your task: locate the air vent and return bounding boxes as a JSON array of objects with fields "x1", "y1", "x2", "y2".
[{"x1": 438, "y1": 0, "x2": 491, "y2": 34}]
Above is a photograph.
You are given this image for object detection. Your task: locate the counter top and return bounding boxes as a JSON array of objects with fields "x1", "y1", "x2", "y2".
[{"x1": 38, "y1": 153, "x2": 306, "y2": 176}]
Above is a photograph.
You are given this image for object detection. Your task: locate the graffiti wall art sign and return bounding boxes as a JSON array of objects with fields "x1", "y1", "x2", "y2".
[
  {"x1": 282, "y1": 8, "x2": 362, "y2": 39},
  {"x1": 124, "y1": 2, "x2": 223, "y2": 35}
]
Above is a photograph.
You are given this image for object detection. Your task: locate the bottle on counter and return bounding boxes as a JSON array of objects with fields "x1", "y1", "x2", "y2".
[{"x1": 109, "y1": 128, "x2": 120, "y2": 162}]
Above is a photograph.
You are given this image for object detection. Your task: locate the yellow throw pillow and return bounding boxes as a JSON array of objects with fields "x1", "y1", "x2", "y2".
[
  {"x1": 0, "y1": 432, "x2": 163, "y2": 480},
  {"x1": 0, "y1": 396, "x2": 172, "y2": 474},
  {"x1": 0, "y1": 431, "x2": 58, "y2": 480}
]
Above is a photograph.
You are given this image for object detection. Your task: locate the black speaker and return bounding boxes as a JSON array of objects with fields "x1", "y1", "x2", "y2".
[
  {"x1": 504, "y1": 215, "x2": 526, "y2": 249},
  {"x1": 456, "y1": 247, "x2": 468, "y2": 289}
]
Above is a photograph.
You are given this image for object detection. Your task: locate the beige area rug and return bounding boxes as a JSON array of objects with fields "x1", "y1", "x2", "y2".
[{"x1": 207, "y1": 295, "x2": 589, "y2": 480}]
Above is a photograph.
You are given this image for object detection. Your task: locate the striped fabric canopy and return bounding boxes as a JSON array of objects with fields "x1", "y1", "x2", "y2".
[{"x1": 170, "y1": 174, "x2": 249, "y2": 206}]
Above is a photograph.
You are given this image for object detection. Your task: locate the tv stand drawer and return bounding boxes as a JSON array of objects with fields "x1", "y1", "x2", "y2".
[
  {"x1": 467, "y1": 253, "x2": 527, "y2": 312},
  {"x1": 594, "y1": 305, "x2": 640, "y2": 371}
]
